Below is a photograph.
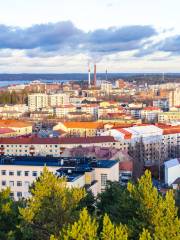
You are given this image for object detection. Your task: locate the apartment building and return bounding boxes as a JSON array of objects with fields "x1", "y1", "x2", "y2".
[
  {"x1": 0, "y1": 136, "x2": 116, "y2": 157},
  {"x1": 28, "y1": 93, "x2": 48, "y2": 111},
  {"x1": 102, "y1": 124, "x2": 180, "y2": 165},
  {"x1": 54, "y1": 105, "x2": 76, "y2": 118},
  {"x1": 53, "y1": 122, "x2": 106, "y2": 137},
  {"x1": 158, "y1": 112, "x2": 180, "y2": 124},
  {"x1": 0, "y1": 156, "x2": 119, "y2": 200},
  {"x1": 169, "y1": 88, "x2": 180, "y2": 107},
  {"x1": 0, "y1": 120, "x2": 32, "y2": 136},
  {"x1": 100, "y1": 81, "x2": 112, "y2": 94},
  {"x1": 153, "y1": 98, "x2": 169, "y2": 111},
  {"x1": 141, "y1": 107, "x2": 162, "y2": 123},
  {"x1": 49, "y1": 93, "x2": 70, "y2": 107},
  {"x1": 164, "y1": 158, "x2": 180, "y2": 187}
]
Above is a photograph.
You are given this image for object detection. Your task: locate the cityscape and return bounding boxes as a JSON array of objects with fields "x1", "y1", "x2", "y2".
[{"x1": 0, "y1": 0, "x2": 180, "y2": 239}]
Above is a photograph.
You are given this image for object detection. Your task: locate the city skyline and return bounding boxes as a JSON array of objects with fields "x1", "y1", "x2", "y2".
[{"x1": 0, "y1": 0, "x2": 180, "y2": 73}]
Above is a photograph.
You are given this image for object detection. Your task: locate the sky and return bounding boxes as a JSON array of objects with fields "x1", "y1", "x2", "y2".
[{"x1": 0, "y1": 0, "x2": 180, "y2": 73}]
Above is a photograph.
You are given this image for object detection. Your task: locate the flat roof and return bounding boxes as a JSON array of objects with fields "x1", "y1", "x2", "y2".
[{"x1": 0, "y1": 156, "x2": 118, "y2": 169}]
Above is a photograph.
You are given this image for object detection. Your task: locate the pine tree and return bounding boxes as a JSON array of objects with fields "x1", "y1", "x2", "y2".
[
  {"x1": 20, "y1": 167, "x2": 86, "y2": 240},
  {"x1": 62, "y1": 208, "x2": 98, "y2": 240},
  {"x1": 101, "y1": 214, "x2": 128, "y2": 240},
  {"x1": 127, "y1": 170, "x2": 180, "y2": 239},
  {"x1": 101, "y1": 214, "x2": 115, "y2": 240},
  {"x1": 139, "y1": 229, "x2": 152, "y2": 240},
  {"x1": 0, "y1": 188, "x2": 22, "y2": 240}
]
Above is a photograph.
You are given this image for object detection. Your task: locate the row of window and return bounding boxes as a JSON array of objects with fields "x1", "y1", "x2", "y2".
[
  {"x1": 1, "y1": 180, "x2": 30, "y2": 187},
  {"x1": 10, "y1": 191, "x2": 29, "y2": 198},
  {"x1": 1, "y1": 145, "x2": 59, "y2": 148},
  {"x1": 1, "y1": 170, "x2": 39, "y2": 177}
]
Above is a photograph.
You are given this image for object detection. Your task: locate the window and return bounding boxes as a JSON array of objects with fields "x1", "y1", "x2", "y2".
[
  {"x1": 9, "y1": 181, "x2": 14, "y2": 187},
  {"x1": 9, "y1": 171, "x2": 14, "y2": 176},
  {"x1": 17, "y1": 181, "x2": 22, "y2": 187},
  {"x1": 24, "y1": 171, "x2": 29, "y2": 176},
  {"x1": 2, "y1": 180, "x2": 6, "y2": 186},
  {"x1": 101, "y1": 174, "x2": 108, "y2": 187},
  {"x1": 17, "y1": 171, "x2": 21, "y2": 176},
  {"x1": 25, "y1": 181, "x2": 30, "y2": 187},
  {"x1": 1, "y1": 170, "x2": 6, "y2": 175},
  {"x1": 10, "y1": 192, "x2": 14, "y2": 198},
  {"x1": 17, "y1": 192, "x2": 22, "y2": 198},
  {"x1": 32, "y1": 171, "x2": 37, "y2": 177}
]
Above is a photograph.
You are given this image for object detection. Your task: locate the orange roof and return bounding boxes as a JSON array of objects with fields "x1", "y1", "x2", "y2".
[
  {"x1": 116, "y1": 128, "x2": 132, "y2": 139},
  {"x1": 156, "y1": 124, "x2": 180, "y2": 134},
  {"x1": 62, "y1": 121, "x2": 104, "y2": 129},
  {"x1": 143, "y1": 106, "x2": 161, "y2": 111},
  {"x1": 0, "y1": 120, "x2": 32, "y2": 128}
]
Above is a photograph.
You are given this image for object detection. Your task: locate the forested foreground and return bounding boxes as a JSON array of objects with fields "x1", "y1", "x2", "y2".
[{"x1": 0, "y1": 169, "x2": 180, "y2": 240}]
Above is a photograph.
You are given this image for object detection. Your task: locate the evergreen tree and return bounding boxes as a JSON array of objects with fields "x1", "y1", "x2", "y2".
[
  {"x1": 97, "y1": 181, "x2": 137, "y2": 225},
  {"x1": 19, "y1": 168, "x2": 85, "y2": 240},
  {"x1": 139, "y1": 229, "x2": 152, "y2": 240},
  {"x1": 101, "y1": 214, "x2": 128, "y2": 240},
  {"x1": 0, "y1": 188, "x2": 22, "y2": 240},
  {"x1": 61, "y1": 208, "x2": 98, "y2": 240},
  {"x1": 127, "y1": 170, "x2": 180, "y2": 239}
]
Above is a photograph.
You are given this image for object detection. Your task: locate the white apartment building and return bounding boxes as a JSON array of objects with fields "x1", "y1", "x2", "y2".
[
  {"x1": 153, "y1": 98, "x2": 169, "y2": 110},
  {"x1": 28, "y1": 93, "x2": 48, "y2": 111},
  {"x1": 169, "y1": 88, "x2": 180, "y2": 107},
  {"x1": 49, "y1": 93, "x2": 70, "y2": 107},
  {"x1": 0, "y1": 136, "x2": 116, "y2": 157},
  {"x1": 54, "y1": 105, "x2": 76, "y2": 118},
  {"x1": 164, "y1": 158, "x2": 180, "y2": 187},
  {"x1": 100, "y1": 81, "x2": 112, "y2": 94},
  {"x1": 101, "y1": 125, "x2": 180, "y2": 165},
  {"x1": 141, "y1": 107, "x2": 162, "y2": 123},
  {"x1": 0, "y1": 156, "x2": 119, "y2": 200}
]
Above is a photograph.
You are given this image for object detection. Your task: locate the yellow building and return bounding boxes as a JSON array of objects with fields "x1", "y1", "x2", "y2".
[
  {"x1": 158, "y1": 112, "x2": 180, "y2": 124},
  {"x1": 53, "y1": 121, "x2": 105, "y2": 137},
  {"x1": 0, "y1": 120, "x2": 33, "y2": 136}
]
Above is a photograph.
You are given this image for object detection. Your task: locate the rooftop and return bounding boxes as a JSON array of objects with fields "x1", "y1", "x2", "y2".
[
  {"x1": 0, "y1": 155, "x2": 118, "y2": 169},
  {"x1": 0, "y1": 136, "x2": 116, "y2": 145},
  {"x1": 0, "y1": 128, "x2": 15, "y2": 134},
  {"x1": 0, "y1": 120, "x2": 32, "y2": 128},
  {"x1": 61, "y1": 121, "x2": 105, "y2": 129},
  {"x1": 164, "y1": 158, "x2": 180, "y2": 168}
]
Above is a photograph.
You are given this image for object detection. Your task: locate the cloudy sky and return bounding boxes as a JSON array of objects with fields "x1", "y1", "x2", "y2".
[{"x1": 0, "y1": 0, "x2": 180, "y2": 73}]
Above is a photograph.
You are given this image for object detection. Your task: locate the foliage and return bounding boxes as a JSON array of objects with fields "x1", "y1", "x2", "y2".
[
  {"x1": 0, "y1": 169, "x2": 179, "y2": 240},
  {"x1": 97, "y1": 181, "x2": 137, "y2": 226},
  {"x1": 128, "y1": 170, "x2": 180, "y2": 239},
  {"x1": 139, "y1": 229, "x2": 152, "y2": 240},
  {"x1": 19, "y1": 168, "x2": 85, "y2": 240},
  {"x1": 0, "y1": 188, "x2": 22, "y2": 240},
  {"x1": 77, "y1": 190, "x2": 96, "y2": 215},
  {"x1": 61, "y1": 208, "x2": 98, "y2": 240},
  {"x1": 101, "y1": 214, "x2": 128, "y2": 240}
]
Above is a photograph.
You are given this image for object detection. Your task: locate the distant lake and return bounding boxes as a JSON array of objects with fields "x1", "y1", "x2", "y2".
[{"x1": 0, "y1": 79, "x2": 69, "y2": 88}]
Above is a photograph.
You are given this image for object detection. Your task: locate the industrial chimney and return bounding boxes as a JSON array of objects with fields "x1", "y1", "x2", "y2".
[{"x1": 94, "y1": 64, "x2": 96, "y2": 86}]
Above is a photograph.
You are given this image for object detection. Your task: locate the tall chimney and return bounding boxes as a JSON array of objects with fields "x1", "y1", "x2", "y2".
[{"x1": 94, "y1": 64, "x2": 96, "y2": 86}]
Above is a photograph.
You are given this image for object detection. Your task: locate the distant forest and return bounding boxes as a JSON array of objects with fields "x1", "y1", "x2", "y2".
[{"x1": 0, "y1": 73, "x2": 180, "y2": 85}]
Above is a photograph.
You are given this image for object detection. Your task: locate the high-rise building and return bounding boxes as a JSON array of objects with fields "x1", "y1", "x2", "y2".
[
  {"x1": 169, "y1": 88, "x2": 180, "y2": 107},
  {"x1": 28, "y1": 93, "x2": 48, "y2": 112},
  {"x1": 48, "y1": 93, "x2": 70, "y2": 107}
]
